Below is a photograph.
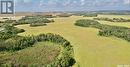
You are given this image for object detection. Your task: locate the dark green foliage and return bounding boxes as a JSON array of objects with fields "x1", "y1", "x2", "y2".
[
  {"x1": 94, "y1": 17, "x2": 130, "y2": 22},
  {"x1": 1, "y1": 24, "x2": 25, "y2": 35},
  {"x1": 0, "y1": 24, "x2": 25, "y2": 51},
  {"x1": 42, "y1": 15, "x2": 56, "y2": 18},
  {"x1": 57, "y1": 14, "x2": 72, "y2": 17},
  {"x1": 30, "y1": 23, "x2": 47, "y2": 27},
  {"x1": 74, "y1": 13, "x2": 98, "y2": 17},
  {"x1": 75, "y1": 19, "x2": 100, "y2": 27},
  {"x1": 0, "y1": 32, "x2": 14, "y2": 40},
  {"x1": 75, "y1": 19, "x2": 130, "y2": 42},
  {"x1": 4, "y1": 20, "x2": 16, "y2": 23},
  {"x1": 35, "y1": 33, "x2": 75, "y2": 67},
  {"x1": 2, "y1": 18, "x2": 9, "y2": 20},
  {"x1": 0, "y1": 24, "x2": 24, "y2": 41},
  {"x1": 83, "y1": 14, "x2": 98, "y2": 17},
  {"x1": 12, "y1": 16, "x2": 54, "y2": 26},
  {"x1": 18, "y1": 16, "x2": 53, "y2": 24},
  {"x1": 0, "y1": 21, "x2": 4, "y2": 23}
]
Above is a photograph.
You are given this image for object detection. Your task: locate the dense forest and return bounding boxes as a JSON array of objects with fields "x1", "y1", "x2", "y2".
[{"x1": 75, "y1": 19, "x2": 130, "y2": 42}]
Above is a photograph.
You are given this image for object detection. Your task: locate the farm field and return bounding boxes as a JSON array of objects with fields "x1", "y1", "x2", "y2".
[{"x1": 16, "y1": 15, "x2": 130, "y2": 67}]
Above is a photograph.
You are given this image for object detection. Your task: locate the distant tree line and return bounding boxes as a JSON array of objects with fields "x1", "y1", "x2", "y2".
[
  {"x1": 0, "y1": 16, "x2": 54, "y2": 27},
  {"x1": 75, "y1": 19, "x2": 130, "y2": 42},
  {"x1": 73, "y1": 13, "x2": 98, "y2": 17},
  {"x1": 57, "y1": 13, "x2": 72, "y2": 17},
  {"x1": 94, "y1": 17, "x2": 130, "y2": 22},
  {"x1": 12, "y1": 16, "x2": 54, "y2": 27},
  {"x1": 83, "y1": 14, "x2": 98, "y2": 17},
  {"x1": 75, "y1": 19, "x2": 100, "y2": 27}
]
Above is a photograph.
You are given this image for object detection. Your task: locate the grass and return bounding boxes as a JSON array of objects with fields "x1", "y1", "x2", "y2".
[
  {"x1": 15, "y1": 15, "x2": 130, "y2": 67},
  {"x1": 0, "y1": 42, "x2": 61, "y2": 66}
]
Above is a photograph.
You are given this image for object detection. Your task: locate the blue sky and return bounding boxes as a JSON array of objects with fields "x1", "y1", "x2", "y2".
[{"x1": 15, "y1": 0, "x2": 130, "y2": 12}]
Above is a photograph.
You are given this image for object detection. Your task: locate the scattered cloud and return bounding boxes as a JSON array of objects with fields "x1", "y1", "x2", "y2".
[{"x1": 14, "y1": 0, "x2": 130, "y2": 12}]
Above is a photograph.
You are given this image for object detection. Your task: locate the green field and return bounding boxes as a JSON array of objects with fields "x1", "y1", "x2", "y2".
[
  {"x1": 0, "y1": 42, "x2": 61, "y2": 66},
  {"x1": 16, "y1": 15, "x2": 130, "y2": 67}
]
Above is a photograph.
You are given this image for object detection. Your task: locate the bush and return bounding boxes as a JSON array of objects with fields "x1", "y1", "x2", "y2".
[
  {"x1": 30, "y1": 23, "x2": 47, "y2": 27},
  {"x1": 18, "y1": 16, "x2": 53, "y2": 24},
  {"x1": 42, "y1": 15, "x2": 56, "y2": 18},
  {"x1": 4, "y1": 20, "x2": 16, "y2": 23},
  {"x1": 12, "y1": 16, "x2": 54, "y2": 26},
  {"x1": 0, "y1": 32, "x2": 14, "y2": 40},
  {"x1": 57, "y1": 14, "x2": 71, "y2": 17},
  {"x1": 1, "y1": 24, "x2": 25, "y2": 35},
  {"x1": 75, "y1": 19, "x2": 100, "y2": 27}
]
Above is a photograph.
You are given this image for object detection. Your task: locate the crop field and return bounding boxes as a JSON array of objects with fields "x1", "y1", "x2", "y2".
[{"x1": 15, "y1": 15, "x2": 130, "y2": 67}]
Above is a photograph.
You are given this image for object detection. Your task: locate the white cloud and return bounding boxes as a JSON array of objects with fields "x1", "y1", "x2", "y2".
[
  {"x1": 39, "y1": 0, "x2": 44, "y2": 6},
  {"x1": 23, "y1": 0, "x2": 32, "y2": 3},
  {"x1": 80, "y1": 0, "x2": 85, "y2": 5},
  {"x1": 124, "y1": 0, "x2": 130, "y2": 4}
]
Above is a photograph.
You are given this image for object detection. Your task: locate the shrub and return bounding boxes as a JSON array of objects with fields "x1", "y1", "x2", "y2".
[
  {"x1": 1, "y1": 24, "x2": 25, "y2": 35},
  {"x1": 75, "y1": 19, "x2": 100, "y2": 27},
  {"x1": 18, "y1": 16, "x2": 53, "y2": 24},
  {"x1": 4, "y1": 20, "x2": 16, "y2": 23},
  {"x1": 30, "y1": 23, "x2": 47, "y2": 27},
  {"x1": 57, "y1": 14, "x2": 71, "y2": 17}
]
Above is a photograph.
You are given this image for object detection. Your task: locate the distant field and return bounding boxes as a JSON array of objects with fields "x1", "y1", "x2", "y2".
[
  {"x1": 98, "y1": 14, "x2": 130, "y2": 19},
  {"x1": 0, "y1": 42, "x2": 61, "y2": 66},
  {"x1": 16, "y1": 15, "x2": 130, "y2": 67},
  {"x1": 0, "y1": 16, "x2": 24, "y2": 21}
]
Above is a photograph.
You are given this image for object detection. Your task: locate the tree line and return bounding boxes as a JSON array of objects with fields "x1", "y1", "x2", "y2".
[
  {"x1": 12, "y1": 16, "x2": 54, "y2": 27},
  {"x1": 94, "y1": 17, "x2": 130, "y2": 22},
  {"x1": 75, "y1": 19, "x2": 130, "y2": 42}
]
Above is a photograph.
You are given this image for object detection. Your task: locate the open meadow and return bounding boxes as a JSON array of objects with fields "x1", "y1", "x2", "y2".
[{"x1": 15, "y1": 15, "x2": 130, "y2": 67}]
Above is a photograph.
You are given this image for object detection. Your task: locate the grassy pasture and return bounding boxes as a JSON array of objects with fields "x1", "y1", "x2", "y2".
[
  {"x1": 16, "y1": 15, "x2": 130, "y2": 67},
  {"x1": 0, "y1": 42, "x2": 61, "y2": 66}
]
